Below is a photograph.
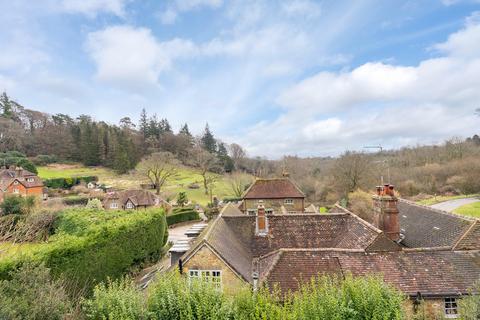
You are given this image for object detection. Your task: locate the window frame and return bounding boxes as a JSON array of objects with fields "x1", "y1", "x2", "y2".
[
  {"x1": 188, "y1": 269, "x2": 222, "y2": 290},
  {"x1": 284, "y1": 198, "x2": 294, "y2": 205},
  {"x1": 247, "y1": 209, "x2": 256, "y2": 216},
  {"x1": 444, "y1": 297, "x2": 458, "y2": 318},
  {"x1": 27, "y1": 177, "x2": 34, "y2": 183},
  {"x1": 125, "y1": 201, "x2": 134, "y2": 209},
  {"x1": 110, "y1": 202, "x2": 118, "y2": 209},
  {"x1": 12, "y1": 188, "x2": 19, "y2": 194}
]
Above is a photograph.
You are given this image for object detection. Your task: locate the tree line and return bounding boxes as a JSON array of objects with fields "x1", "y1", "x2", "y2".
[{"x1": 0, "y1": 92, "x2": 244, "y2": 174}]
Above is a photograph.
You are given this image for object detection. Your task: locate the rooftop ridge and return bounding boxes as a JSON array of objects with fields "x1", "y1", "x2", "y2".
[
  {"x1": 399, "y1": 198, "x2": 477, "y2": 222},
  {"x1": 333, "y1": 203, "x2": 383, "y2": 234}
]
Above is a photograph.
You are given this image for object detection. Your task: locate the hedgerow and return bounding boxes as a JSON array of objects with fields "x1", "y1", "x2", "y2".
[
  {"x1": 0, "y1": 208, "x2": 168, "y2": 292},
  {"x1": 44, "y1": 176, "x2": 98, "y2": 189},
  {"x1": 167, "y1": 208, "x2": 200, "y2": 226}
]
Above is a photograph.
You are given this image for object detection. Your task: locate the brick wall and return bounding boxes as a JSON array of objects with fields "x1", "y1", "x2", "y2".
[{"x1": 183, "y1": 244, "x2": 247, "y2": 295}]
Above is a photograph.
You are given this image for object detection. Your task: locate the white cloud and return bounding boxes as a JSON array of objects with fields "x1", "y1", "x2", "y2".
[
  {"x1": 236, "y1": 17, "x2": 480, "y2": 157},
  {"x1": 61, "y1": 0, "x2": 127, "y2": 17},
  {"x1": 85, "y1": 25, "x2": 196, "y2": 90},
  {"x1": 281, "y1": 0, "x2": 321, "y2": 18},
  {"x1": 159, "y1": 0, "x2": 223, "y2": 24}
]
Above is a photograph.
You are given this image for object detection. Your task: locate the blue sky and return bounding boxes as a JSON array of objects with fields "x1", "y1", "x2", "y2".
[{"x1": 1, "y1": 0, "x2": 480, "y2": 158}]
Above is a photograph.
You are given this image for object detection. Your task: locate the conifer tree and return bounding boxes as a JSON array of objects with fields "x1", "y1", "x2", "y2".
[{"x1": 201, "y1": 123, "x2": 217, "y2": 154}]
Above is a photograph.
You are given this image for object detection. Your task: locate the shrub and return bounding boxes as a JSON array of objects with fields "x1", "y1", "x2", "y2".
[
  {"x1": 0, "y1": 208, "x2": 168, "y2": 293},
  {"x1": 459, "y1": 282, "x2": 480, "y2": 319},
  {"x1": 0, "y1": 195, "x2": 35, "y2": 216},
  {"x1": 44, "y1": 176, "x2": 98, "y2": 189},
  {"x1": 63, "y1": 195, "x2": 90, "y2": 206},
  {"x1": 177, "y1": 192, "x2": 188, "y2": 207},
  {"x1": 147, "y1": 271, "x2": 233, "y2": 319},
  {"x1": 0, "y1": 263, "x2": 72, "y2": 320},
  {"x1": 166, "y1": 209, "x2": 200, "y2": 226},
  {"x1": 223, "y1": 197, "x2": 242, "y2": 203},
  {"x1": 83, "y1": 277, "x2": 146, "y2": 320},
  {"x1": 347, "y1": 189, "x2": 374, "y2": 223},
  {"x1": 32, "y1": 154, "x2": 58, "y2": 166},
  {"x1": 86, "y1": 198, "x2": 103, "y2": 210}
]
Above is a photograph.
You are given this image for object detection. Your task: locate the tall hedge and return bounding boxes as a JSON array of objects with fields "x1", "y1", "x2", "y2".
[
  {"x1": 44, "y1": 176, "x2": 98, "y2": 189},
  {"x1": 0, "y1": 208, "x2": 168, "y2": 292},
  {"x1": 166, "y1": 209, "x2": 200, "y2": 226}
]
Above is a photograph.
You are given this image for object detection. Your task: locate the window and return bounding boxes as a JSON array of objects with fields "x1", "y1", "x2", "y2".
[
  {"x1": 13, "y1": 181, "x2": 19, "y2": 185},
  {"x1": 284, "y1": 199, "x2": 294, "y2": 205},
  {"x1": 13, "y1": 188, "x2": 19, "y2": 194},
  {"x1": 247, "y1": 210, "x2": 256, "y2": 216},
  {"x1": 110, "y1": 202, "x2": 118, "y2": 209},
  {"x1": 189, "y1": 270, "x2": 222, "y2": 289},
  {"x1": 27, "y1": 178, "x2": 34, "y2": 183},
  {"x1": 266, "y1": 209, "x2": 273, "y2": 214},
  {"x1": 126, "y1": 202, "x2": 134, "y2": 209},
  {"x1": 444, "y1": 297, "x2": 458, "y2": 318}
]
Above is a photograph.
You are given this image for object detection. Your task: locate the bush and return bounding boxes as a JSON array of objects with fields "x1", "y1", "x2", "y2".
[
  {"x1": 86, "y1": 198, "x2": 103, "y2": 210},
  {"x1": 32, "y1": 154, "x2": 58, "y2": 166},
  {"x1": 176, "y1": 192, "x2": 188, "y2": 207},
  {"x1": 222, "y1": 197, "x2": 242, "y2": 203},
  {"x1": 166, "y1": 209, "x2": 200, "y2": 226},
  {"x1": 347, "y1": 189, "x2": 374, "y2": 223},
  {"x1": 83, "y1": 277, "x2": 146, "y2": 320},
  {"x1": 63, "y1": 195, "x2": 90, "y2": 206},
  {"x1": 0, "y1": 263, "x2": 72, "y2": 320},
  {"x1": 146, "y1": 271, "x2": 233, "y2": 319},
  {"x1": 0, "y1": 208, "x2": 168, "y2": 293},
  {"x1": 0, "y1": 195, "x2": 36, "y2": 216},
  {"x1": 44, "y1": 176, "x2": 98, "y2": 189}
]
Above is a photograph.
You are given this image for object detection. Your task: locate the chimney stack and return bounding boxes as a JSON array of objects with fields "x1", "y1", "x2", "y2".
[
  {"x1": 372, "y1": 184, "x2": 400, "y2": 242},
  {"x1": 256, "y1": 204, "x2": 268, "y2": 236}
]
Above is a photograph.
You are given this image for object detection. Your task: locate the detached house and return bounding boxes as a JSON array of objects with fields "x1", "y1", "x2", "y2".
[
  {"x1": 178, "y1": 183, "x2": 480, "y2": 318},
  {"x1": 241, "y1": 177, "x2": 305, "y2": 214},
  {"x1": 0, "y1": 166, "x2": 46, "y2": 203},
  {"x1": 103, "y1": 190, "x2": 161, "y2": 210}
]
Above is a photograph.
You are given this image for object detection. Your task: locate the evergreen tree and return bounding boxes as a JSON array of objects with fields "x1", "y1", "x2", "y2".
[
  {"x1": 179, "y1": 123, "x2": 192, "y2": 137},
  {"x1": 217, "y1": 142, "x2": 234, "y2": 172},
  {"x1": 0, "y1": 92, "x2": 13, "y2": 119},
  {"x1": 139, "y1": 108, "x2": 148, "y2": 138},
  {"x1": 159, "y1": 118, "x2": 172, "y2": 133},
  {"x1": 201, "y1": 123, "x2": 217, "y2": 154}
]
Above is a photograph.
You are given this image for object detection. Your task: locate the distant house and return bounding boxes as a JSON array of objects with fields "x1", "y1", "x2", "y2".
[
  {"x1": 241, "y1": 177, "x2": 305, "y2": 214},
  {"x1": 103, "y1": 189, "x2": 170, "y2": 211},
  {"x1": 177, "y1": 184, "x2": 480, "y2": 318},
  {"x1": 0, "y1": 166, "x2": 47, "y2": 202}
]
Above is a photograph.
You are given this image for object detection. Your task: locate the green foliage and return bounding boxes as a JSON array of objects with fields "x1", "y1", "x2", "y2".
[
  {"x1": 454, "y1": 201, "x2": 480, "y2": 218},
  {"x1": 201, "y1": 123, "x2": 217, "y2": 154},
  {"x1": 32, "y1": 154, "x2": 58, "y2": 166},
  {"x1": 0, "y1": 208, "x2": 168, "y2": 293},
  {"x1": 0, "y1": 263, "x2": 72, "y2": 320},
  {"x1": 62, "y1": 195, "x2": 90, "y2": 206},
  {"x1": 177, "y1": 191, "x2": 188, "y2": 207},
  {"x1": 86, "y1": 198, "x2": 103, "y2": 210},
  {"x1": 232, "y1": 287, "x2": 287, "y2": 319},
  {"x1": 459, "y1": 283, "x2": 480, "y2": 319},
  {"x1": 222, "y1": 197, "x2": 242, "y2": 203},
  {"x1": 146, "y1": 271, "x2": 233, "y2": 319},
  {"x1": 44, "y1": 175, "x2": 98, "y2": 189},
  {"x1": 82, "y1": 277, "x2": 147, "y2": 320},
  {"x1": 0, "y1": 151, "x2": 37, "y2": 174},
  {"x1": 0, "y1": 195, "x2": 35, "y2": 216},
  {"x1": 167, "y1": 208, "x2": 200, "y2": 226}
]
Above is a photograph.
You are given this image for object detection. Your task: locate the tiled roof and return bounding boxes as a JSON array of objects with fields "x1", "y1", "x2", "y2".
[
  {"x1": 104, "y1": 190, "x2": 158, "y2": 207},
  {"x1": 398, "y1": 200, "x2": 473, "y2": 248},
  {"x1": 0, "y1": 168, "x2": 43, "y2": 189},
  {"x1": 454, "y1": 221, "x2": 480, "y2": 250},
  {"x1": 242, "y1": 178, "x2": 305, "y2": 199},
  {"x1": 260, "y1": 250, "x2": 480, "y2": 296},
  {"x1": 220, "y1": 203, "x2": 245, "y2": 217}
]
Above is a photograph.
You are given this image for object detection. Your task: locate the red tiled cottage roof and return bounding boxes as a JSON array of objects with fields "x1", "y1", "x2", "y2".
[{"x1": 242, "y1": 178, "x2": 305, "y2": 199}]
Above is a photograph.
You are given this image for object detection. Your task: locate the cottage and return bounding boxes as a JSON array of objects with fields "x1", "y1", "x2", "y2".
[
  {"x1": 241, "y1": 177, "x2": 305, "y2": 214},
  {"x1": 102, "y1": 189, "x2": 168, "y2": 211},
  {"x1": 179, "y1": 183, "x2": 480, "y2": 318},
  {"x1": 0, "y1": 166, "x2": 46, "y2": 202}
]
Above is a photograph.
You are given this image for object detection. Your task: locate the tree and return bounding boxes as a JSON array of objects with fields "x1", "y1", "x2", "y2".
[
  {"x1": 0, "y1": 195, "x2": 35, "y2": 216},
  {"x1": 216, "y1": 142, "x2": 234, "y2": 172},
  {"x1": 192, "y1": 148, "x2": 220, "y2": 195},
  {"x1": 332, "y1": 151, "x2": 371, "y2": 198},
  {"x1": 0, "y1": 92, "x2": 13, "y2": 119},
  {"x1": 119, "y1": 117, "x2": 135, "y2": 130},
  {"x1": 228, "y1": 173, "x2": 252, "y2": 198},
  {"x1": 176, "y1": 192, "x2": 188, "y2": 207},
  {"x1": 229, "y1": 143, "x2": 246, "y2": 170},
  {"x1": 201, "y1": 123, "x2": 217, "y2": 154},
  {"x1": 138, "y1": 152, "x2": 179, "y2": 195},
  {"x1": 205, "y1": 173, "x2": 219, "y2": 206}
]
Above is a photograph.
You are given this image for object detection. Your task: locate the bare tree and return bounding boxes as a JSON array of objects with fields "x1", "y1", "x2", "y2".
[
  {"x1": 191, "y1": 148, "x2": 220, "y2": 194},
  {"x1": 229, "y1": 143, "x2": 246, "y2": 170},
  {"x1": 205, "y1": 173, "x2": 219, "y2": 206},
  {"x1": 137, "y1": 152, "x2": 179, "y2": 195},
  {"x1": 228, "y1": 173, "x2": 253, "y2": 198},
  {"x1": 332, "y1": 151, "x2": 371, "y2": 197}
]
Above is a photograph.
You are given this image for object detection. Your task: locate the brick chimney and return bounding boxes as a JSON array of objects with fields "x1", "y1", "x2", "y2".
[
  {"x1": 256, "y1": 204, "x2": 268, "y2": 236},
  {"x1": 372, "y1": 184, "x2": 400, "y2": 242}
]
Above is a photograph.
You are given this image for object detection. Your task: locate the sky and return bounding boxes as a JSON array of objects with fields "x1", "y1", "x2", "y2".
[{"x1": 1, "y1": 0, "x2": 480, "y2": 158}]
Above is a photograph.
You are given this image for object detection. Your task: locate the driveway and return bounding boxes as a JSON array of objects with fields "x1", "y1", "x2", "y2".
[{"x1": 430, "y1": 197, "x2": 480, "y2": 212}]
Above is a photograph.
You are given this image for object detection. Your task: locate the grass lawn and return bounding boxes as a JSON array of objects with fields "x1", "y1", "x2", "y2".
[
  {"x1": 38, "y1": 163, "x2": 244, "y2": 206},
  {"x1": 453, "y1": 201, "x2": 480, "y2": 218},
  {"x1": 417, "y1": 194, "x2": 480, "y2": 206}
]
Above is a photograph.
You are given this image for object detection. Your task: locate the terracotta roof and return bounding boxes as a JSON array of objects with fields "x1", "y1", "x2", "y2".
[
  {"x1": 104, "y1": 190, "x2": 158, "y2": 207},
  {"x1": 220, "y1": 203, "x2": 245, "y2": 217},
  {"x1": 454, "y1": 221, "x2": 480, "y2": 250},
  {"x1": 398, "y1": 200, "x2": 474, "y2": 248},
  {"x1": 259, "y1": 250, "x2": 480, "y2": 296},
  {"x1": 242, "y1": 178, "x2": 305, "y2": 199},
  {"x1": 0, "y1": 168, "x2": 43, "y2": 190}
]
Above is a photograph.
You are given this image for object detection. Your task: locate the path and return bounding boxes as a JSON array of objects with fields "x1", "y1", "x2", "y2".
[
  {"x1": 430, "y1": 197, "x2": 480, "y2": 212},
  {"x1": 135, "y1": 221, "x2": 199, "y2": 289}
]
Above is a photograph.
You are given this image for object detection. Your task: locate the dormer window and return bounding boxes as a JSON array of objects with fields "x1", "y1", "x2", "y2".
[
  {"x1": 27, "y1": 178, "x2": 34, "y2": 183},
  {"x1": 13, "y1": 181, "x2": 19, "y2": 185},
  {"x1": 126, "y1": 202, "x2": 134, "y2": 209},
  {"x1": 284, "y1": 199, "x2": 294, "y2": 205}
]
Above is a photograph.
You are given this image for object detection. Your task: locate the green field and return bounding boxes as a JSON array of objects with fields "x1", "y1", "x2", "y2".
[
  {"x1": 38, "y1": 164, "x2": 243, "y2": 205},
  {"x1": 453, "y1": 201, "x2": 480, "y2": 218},
  {"x1": 417, "y1": 194, "x2": 480, "y2": 206}
]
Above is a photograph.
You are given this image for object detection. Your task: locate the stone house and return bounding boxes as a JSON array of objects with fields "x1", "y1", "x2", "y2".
[
  {"x1": 102, "y1": 189, "x2": 169, "y2": 211},
  {"x1": 0, "y1": 166, "x2": 46, "y2": 203},
  {"x1": 178, "y1": 184, "x2": 480, "y2": 319},
  {"x1": 241, "y1": 178, "x2": 305, "y2": 214}
]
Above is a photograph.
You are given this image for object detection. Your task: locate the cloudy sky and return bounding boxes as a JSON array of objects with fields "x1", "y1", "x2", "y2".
[{"x1": 1, "y1": 0, "x2": 480, "y2": 158}]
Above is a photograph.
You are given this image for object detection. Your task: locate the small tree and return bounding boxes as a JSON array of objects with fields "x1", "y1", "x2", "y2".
[
  {"x1": 137, "y1": 152, "x2": 179, "y2": 195},
  {"x1": 86, "y1": 198, "x2": 103, "y2": 210},
  {"x1": 176, "y1": 192, "x2": 188, "y2": 207},
  {"x1": 191, "y1": 148, "x2": 220, "y2": 195},
  {"x1": 0, "y1": 195, "x2": 26, "y2": 215},
  {"x1": 228, "y1": 173, "x2": 252, "y2": 198}
]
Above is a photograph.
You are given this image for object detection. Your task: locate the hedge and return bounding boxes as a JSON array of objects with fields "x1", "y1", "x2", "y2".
[
  {"x1": 62, "y1": 195, "x2": 90, "y2": 206},
  {"x1": 44, "y1": 176, "x2": 98, "y2": 189},
  {"x1": 166, "y1": 209, "x2": 200, "y2": 226},
  {"x1": 0, "y1": 208, "x2": 168, "y2": 292}
]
